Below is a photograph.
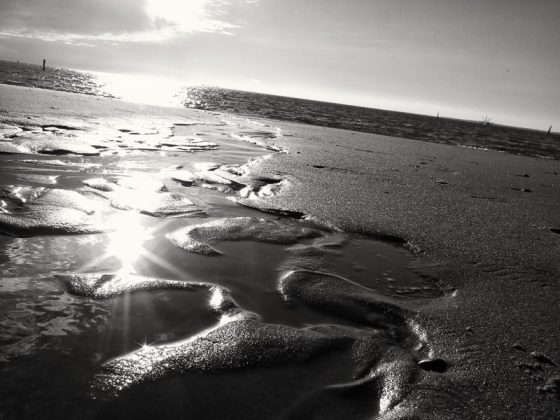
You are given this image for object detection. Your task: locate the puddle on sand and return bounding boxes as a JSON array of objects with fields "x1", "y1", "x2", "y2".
[
  {"x1": 0, "y1": 115, "x2": 447, "y2": 419},
  {"x1": 285, "y1": 236, "x2": 444, "y2": 300}
]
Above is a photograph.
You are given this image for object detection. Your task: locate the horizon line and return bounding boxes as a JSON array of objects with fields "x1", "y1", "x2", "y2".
[{"x1": 1, "y1": 58, "x2": 556, "y2": 134}]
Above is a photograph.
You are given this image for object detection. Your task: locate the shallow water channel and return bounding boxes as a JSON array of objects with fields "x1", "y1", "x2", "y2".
[{"x1": 0, "y1": 115, "x2": 443, "y2": 419}]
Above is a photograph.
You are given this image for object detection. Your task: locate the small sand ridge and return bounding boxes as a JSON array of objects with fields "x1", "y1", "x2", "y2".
[{"x1": 0, "y1": 109, "x2": 451, "y2": 419}]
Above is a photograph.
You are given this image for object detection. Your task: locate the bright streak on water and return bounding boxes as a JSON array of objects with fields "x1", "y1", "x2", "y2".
[
  {"x1": 106, "y1": 211, "x2": 153, "y2": 274},
  {"x1": 89, "y1": 71, "x2": 185, "y2": 107}
]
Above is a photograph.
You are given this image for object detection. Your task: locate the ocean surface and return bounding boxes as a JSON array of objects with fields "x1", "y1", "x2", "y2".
[
  {"x1": 0, "y1": 60, "x2": 114, "y2": 98},
  {"x1": 1, "y1": 60, "x2": 558, "y2": 160}
]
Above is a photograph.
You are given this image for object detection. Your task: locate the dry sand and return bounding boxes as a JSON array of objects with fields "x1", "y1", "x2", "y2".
[{"x1": 1, "y1": 84, "x2": 559, "y2": 419}]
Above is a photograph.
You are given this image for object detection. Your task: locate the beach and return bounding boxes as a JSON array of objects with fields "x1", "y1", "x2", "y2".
[{"x1": 1, "y1": 84, "x2": 559, "y2": 419}]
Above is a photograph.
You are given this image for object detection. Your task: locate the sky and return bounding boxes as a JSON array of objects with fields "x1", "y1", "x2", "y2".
[{"x1": 0, "y1": 0, "x2": 558, "y2": 130}]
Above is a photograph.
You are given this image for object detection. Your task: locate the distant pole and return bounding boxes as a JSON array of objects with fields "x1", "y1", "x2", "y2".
[
  {"x1": 547, "y1": 125, "x2": 552, "y2": 135},
  {"x1": 436, "y1": 112, "x2": 439, "y2": 118},
  {"x1": 42, "y1": 59, "x2": 46, "y2": 71}
]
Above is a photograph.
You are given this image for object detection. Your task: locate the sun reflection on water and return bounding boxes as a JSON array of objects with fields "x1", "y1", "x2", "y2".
[
  {"x1": 89, "y1": 71, "x2": 184, "y2": 107},
  {"x1": 106, "y1": 211, "x2": 153, "y2": 274}
]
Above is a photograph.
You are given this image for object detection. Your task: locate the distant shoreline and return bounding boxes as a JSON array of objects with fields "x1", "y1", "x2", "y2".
[{"x1": 0, "y1": 58, "x2": 557, "y2": 138}]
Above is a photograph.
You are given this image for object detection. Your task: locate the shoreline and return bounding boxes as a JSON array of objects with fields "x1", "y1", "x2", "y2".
[
  {"x1": 1, "y1": 84, "x2": 559, "y2": 418},
  {"x1": 2, "y1": 59, "x2": 558, "y2": 135}
]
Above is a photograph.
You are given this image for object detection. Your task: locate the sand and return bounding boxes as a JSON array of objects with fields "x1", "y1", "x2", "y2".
[{"x1": 0, "y1": 84, "x2": 559, "y2": 419}]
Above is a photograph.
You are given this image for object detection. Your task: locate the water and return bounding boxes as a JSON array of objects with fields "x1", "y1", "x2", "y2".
[
  {"x1": 181, "y1": 86, "x2": 560, "y2": 159},
  {"x1": 1, "y1": 60, "x2": 559, "y2": 160},
  {"x1": 0, "y1": 106, "x2": 447, "y2": 418},
  {"x1": 0, "y1": 60, "x2": 114, "y2": 98}
]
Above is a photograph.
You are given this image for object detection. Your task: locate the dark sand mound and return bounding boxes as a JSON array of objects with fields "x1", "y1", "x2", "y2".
[
  {"x1": 3, "y1": 185, "x2": 100, "y2": 213},
  {"x1": 0, "y1": 205, "x2": 109, "y2": 236},
  {"x1": 94, "y1": 316, "x2": 346, "y2": 396},
  {"x1": 167, "y1": 216, "x2": 322, "y2": 255},
  {"x1": 280, "y1": 270, "x2": 408, "y2": 332},
  {"x1": 0, "y1": 184, "x2": 109, "y2": 236},
  {"x1": 2, "y1": 133, "x2": 100, "y2": 156},
  {"x1": 55, "y1": 272, "x2": 209, "y2": 299}
]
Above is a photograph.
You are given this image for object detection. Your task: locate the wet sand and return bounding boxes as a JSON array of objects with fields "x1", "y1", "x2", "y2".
[{"x1": 1, "y1": 84, "x2": 559, "y2": 419}]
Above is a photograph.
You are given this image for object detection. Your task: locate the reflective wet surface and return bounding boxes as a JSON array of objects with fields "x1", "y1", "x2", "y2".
[{"x1": 0, "y1": 112, "x2": 447, "y2": 419}]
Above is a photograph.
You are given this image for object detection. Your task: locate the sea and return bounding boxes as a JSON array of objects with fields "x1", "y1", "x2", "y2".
[{"x1": 1, "y1": 59, "x2": 559, "y2": 159}]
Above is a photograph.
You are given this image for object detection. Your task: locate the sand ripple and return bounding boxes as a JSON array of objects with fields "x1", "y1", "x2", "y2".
[
  {"x1": 81, "y1": 177, "x2": 205, "y2": 217},
  {"x1": 0, "y1": 206, "x2": 109, "y2": 236},
  {"x1": 167, "y1": 216, "x2": 322, "y2": 255},
  {"x1": 55, "y1": 272, "x2": 208, "y2": 299}
]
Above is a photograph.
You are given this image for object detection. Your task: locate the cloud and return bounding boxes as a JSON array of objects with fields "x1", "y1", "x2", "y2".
[
  {"x1": 0, "y1": 0, "x2": 149, "y2": 34},
  {"x1": 144, "y1": 0, "x2": 238, "y2": 34},
  {"x1": 0, "y1": 0, "x2": 253, "y2": 44}
]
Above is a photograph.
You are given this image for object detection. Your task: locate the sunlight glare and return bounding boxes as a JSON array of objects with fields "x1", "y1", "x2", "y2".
[
  {"x1": 93, "y1": 71, "x2": 184, "y2": 107},
  {"x1": 107, "y1": 211, "x2": 153, "y2": 274}
]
